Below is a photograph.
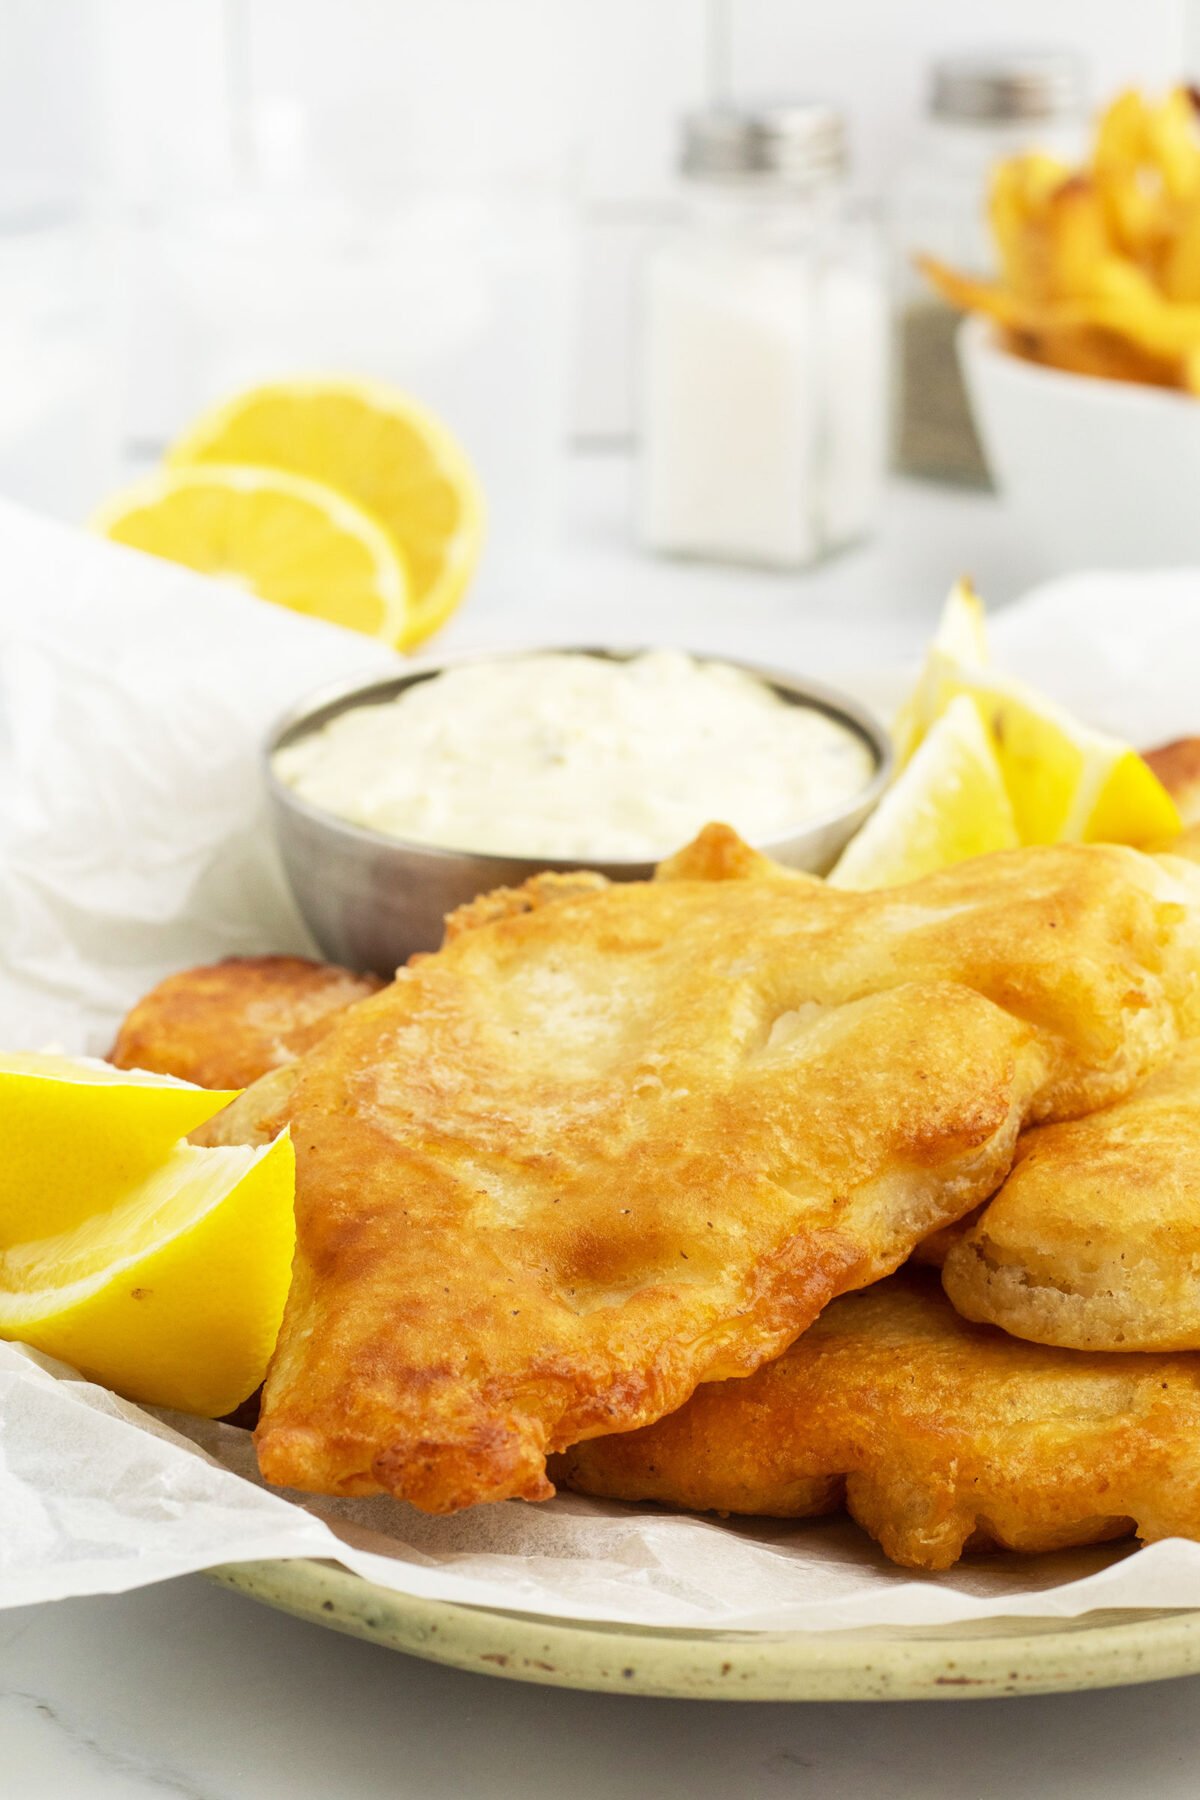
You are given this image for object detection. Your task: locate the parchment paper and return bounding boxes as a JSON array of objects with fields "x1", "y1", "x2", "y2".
[{"x1": 4, "y1": 501, "x2": 1200, "y2": 1631}]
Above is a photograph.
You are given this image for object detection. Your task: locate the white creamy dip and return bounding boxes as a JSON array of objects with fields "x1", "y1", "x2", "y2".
[{"x1": 273, "y1": 650, "x2": 875, "y2": 861}]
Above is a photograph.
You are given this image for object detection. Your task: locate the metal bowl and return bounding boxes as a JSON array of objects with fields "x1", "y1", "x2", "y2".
[{"x1": 263, "y1": 646, "x2": 893, "y2": 974}]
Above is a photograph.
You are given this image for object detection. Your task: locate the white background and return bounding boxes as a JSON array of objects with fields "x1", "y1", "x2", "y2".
[{"x1": 5, "y1": 0, "x2": 1193, "y2": 438}]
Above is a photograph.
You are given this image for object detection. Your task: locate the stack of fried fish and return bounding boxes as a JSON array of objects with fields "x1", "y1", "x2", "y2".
[{"x1": 109, "y1": 759, "x2": 1200, "y2": 1572}]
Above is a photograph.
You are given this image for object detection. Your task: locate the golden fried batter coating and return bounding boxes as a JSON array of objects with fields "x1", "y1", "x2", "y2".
[
  {"x1": 944, "y1": 1039, "x2": 1200, "y2": 1350},
  {"x1": 552, "y1": 1273, "x2": 1200, "y2": 1571},
  {"x1": 239, "y1": 834, "x2": 1200, "y2": 1514},
  {"x1": 654, "y1": 821, "x2": 805, "y2": 885},
  {"x1": 109, "y1": 955, "x2": 382, "y2": 1090},
  {"x1": 439, "y1": 870, "x2": 610, "y2": 946}
]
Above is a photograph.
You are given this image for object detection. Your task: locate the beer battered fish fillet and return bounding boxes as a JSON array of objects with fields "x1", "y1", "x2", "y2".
[
  {"x1": 553, "y1": 1273, "x2": 1200, "y2": 1571},
  {"x1": 109, "y1": 955, "x2": 382, "y2": 1090},
  {"x1": 944, "y1": 1039, "x2": 1200, "y2": 1351},
  {"x1": 223, "y1": 833, "x2": 1200, "y2": 1514}
]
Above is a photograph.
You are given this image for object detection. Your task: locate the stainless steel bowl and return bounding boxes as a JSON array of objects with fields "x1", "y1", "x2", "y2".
[{"x1": 263, "y1": 646, "x2": 893, "y2": 974}]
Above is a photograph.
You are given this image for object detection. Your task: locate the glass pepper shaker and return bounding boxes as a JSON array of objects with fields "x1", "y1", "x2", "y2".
[{"x1": 892, "y1": 50, "x2": 1087, "y2": 485}]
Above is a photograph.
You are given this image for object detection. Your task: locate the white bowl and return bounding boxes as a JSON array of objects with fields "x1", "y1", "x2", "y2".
[{"x1": 958, "y1": 313, "x2": 1200, "y2": 568}]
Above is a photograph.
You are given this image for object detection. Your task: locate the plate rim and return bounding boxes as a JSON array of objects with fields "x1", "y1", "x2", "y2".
[{"x1": 207, "y1": 1557, "x2": 1200, "y2": 1702}]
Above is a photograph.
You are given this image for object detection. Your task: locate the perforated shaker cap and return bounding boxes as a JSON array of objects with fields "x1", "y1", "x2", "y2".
[
  {"x1": 681, "y1": 101, "x2": 848, "y2": 185},
  {"x1": 929, "y1": 50, "x2": 1085, "y2": 123}
]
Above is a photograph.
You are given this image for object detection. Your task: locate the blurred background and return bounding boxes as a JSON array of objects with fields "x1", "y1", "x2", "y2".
[{"x1": 0, "y1": 0, "x2": 1195, "y2": 635}]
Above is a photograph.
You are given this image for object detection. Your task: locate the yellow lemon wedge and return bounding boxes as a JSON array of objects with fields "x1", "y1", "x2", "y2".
[
  {"x1": 894, "y1": 582, "x2": 1181, "y2": 848},
  {"x1": 93, "y1": 464, "x2": 411, "y2": 645},
  {"x1": 943, "y1": 673, "x2": 1181, "y2": 846},
  {"x1": 829, "y1": 695, "x2": 1019, "y2": 889},
  {"x1": 893, "y1": 578, "x2": 989, "y2": 766},
  {"x1": 0, "y1": 1053, "x2": 238, "y2": 1243},
  {"x1": 0, "y1": 1134, "x2": 295, "y2": 1417},
  {"x1": 168, "y1": 379, "x2": 484, "y2": 650}
]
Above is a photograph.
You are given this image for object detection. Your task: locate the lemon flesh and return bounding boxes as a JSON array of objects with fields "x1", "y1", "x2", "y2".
[
  {"x1": 0, "y1": 1134, "x2": 295, "y2": 1417},
  {"x1": 94, "y1": 464, "x2": 410, "y2": 645},
  {"x1": 893, "y1": 578, "x2": 989, "y2": 766},
  {"x1": 168, "y1": 380, "x2": 484, "y2": 650},
  {"x1": 0, "y1": 1054, "x2": 238, "y2": 1244},
  {"x1": 893, "y1": 583, "x2": 1180, "y2": 849},
  {"x1": 830, "y1": 695, "x2": 1019, "y2": 889},
  {"x1": 941, "y1": 674, "x2": 1181, "y2": 846}
]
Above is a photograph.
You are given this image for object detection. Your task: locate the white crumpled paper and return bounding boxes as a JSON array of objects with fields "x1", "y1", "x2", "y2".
[{"x1": 4, "y1": 502, "x2": 1200, "y2": 1633}]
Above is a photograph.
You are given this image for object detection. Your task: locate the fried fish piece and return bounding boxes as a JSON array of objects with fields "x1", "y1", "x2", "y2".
[
  {"x1": 439, "y1": 870, "x2": 611, "y2": 946},
  {"x1": 235, "y1": 835, "x2": 1200, "y2": 1514},
  {"x1": 907, "y1": 1209, "x2": 980, "y2": 1269},
  {"x1": 552, "y1": 1272, "x2": 1200, "y2": 1571},
  {"x1": 943, "y1": 1039, "x2": 1200, "y2": 1350},
  {"x1": 109, "y1": 955, "x2": 382, "y2": 1090},
  {"x1": 654, "y1": 823, "x2": 805, "y2": 885}
]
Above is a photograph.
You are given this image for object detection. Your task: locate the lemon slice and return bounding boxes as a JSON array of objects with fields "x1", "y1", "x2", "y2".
[
  {"x1": 893, "y1": 578, "x2": 989, "y2": 766},
  {"x1": 0, "y1": 1134, "x2": 295, "y2": 1416},
  {"x1": 93, "y1": 464, "x2": 410, "y2": 644},
  {"x1": 830, "y1": 695, "x2": 1019, "y2": 889},
  {"x1": 893, "y1": 581, "x2": 1180, "y2": 847},
  {"x1": 168, "y1": 380, "x2": 484, "y2": 650},
  {"x1": 0, "y1": 1053, "x2": 238, "y2": 1243},
  {"x1": 944, "y1": 673, "x2": 1181, "y2": 846}
]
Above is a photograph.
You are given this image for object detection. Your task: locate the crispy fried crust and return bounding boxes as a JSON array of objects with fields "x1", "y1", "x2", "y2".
[
  {"x1": 245, "y1": 835, "x2": 1200, "y2": 1513},
  {"x1": 439, "y1": 871, "x2": 610, "y2": 946},
  {"x1": 654, "y1": 821, "x2": 804, "y2": 884},
  {"x1": 109, "y1": 955, "x2": 382, "y2": 1090},
  {"x1": 552, "y1": 1272, "x2": 1200, "y2": 1571},
  {"x1": 943, "y1": 1039, "x2": 1200, "y2": 1350},
  {"x1": 189, "y1": 1063, "x2": 302, "y2": 1149}
]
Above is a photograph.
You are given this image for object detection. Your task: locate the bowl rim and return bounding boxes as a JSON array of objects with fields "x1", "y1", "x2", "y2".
[
  {"x1": 958, "y1": 311, "x2": 1200, "y2": 413},
  {"x1": 262, "y1": 643, "x2": 895, "y2": 875}
]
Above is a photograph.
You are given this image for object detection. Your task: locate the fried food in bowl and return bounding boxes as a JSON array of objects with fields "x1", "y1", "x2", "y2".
[
  {"x1": 925, "y1": 89, "x2": 1200, "y2": 396},
  {"x1": 925, "y1": 88, "x2": 1200, "y2": 565}
]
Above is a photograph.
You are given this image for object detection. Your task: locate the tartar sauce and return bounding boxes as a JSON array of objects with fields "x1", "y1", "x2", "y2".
[{"x1": 273, "y1": 650, "x2": 875, "y2": 861}]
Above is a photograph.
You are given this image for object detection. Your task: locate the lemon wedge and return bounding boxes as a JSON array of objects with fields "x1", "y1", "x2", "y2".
[
  {"x1": 0, "y1": 1134, "x2": 295, "y2": 1417},
  {"x1": 0, "y1": 1053, "x2": 238, "y2": 1243},
  {"x1": 892, "y1": 582, "x2": 1181, "y2": 848},
  {"x1": 168, "y1": 379, "x2": 484, "y2": 650},
  {"x1": 893, "y1": 578, "x2": 989, "y2": 766},
  {"x1": 830, "y1": 695, "x2": 1019, "y2": 889},
  {"x1": 93, "y1": 464, "x2": 411, "y2": 645},
  {"x1": 941, "y1": 673, "x2": 1181, "y2": 845}
]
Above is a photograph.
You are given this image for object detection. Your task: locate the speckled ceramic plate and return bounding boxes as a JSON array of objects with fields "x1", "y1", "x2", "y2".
[{"x1": 208, "y1": 1560, "x2": 1200, "y2": 1700}]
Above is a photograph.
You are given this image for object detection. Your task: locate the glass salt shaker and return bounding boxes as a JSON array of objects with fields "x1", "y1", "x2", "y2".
[
  {"x1": 892, "y1": 50, "x2": 1087, "y2": 485},
  {"x1": 639, "y1": 102, "x2": 888, "y2": 570}
]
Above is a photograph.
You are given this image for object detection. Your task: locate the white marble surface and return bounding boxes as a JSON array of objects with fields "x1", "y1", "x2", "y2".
[
  {"x1": 7, "y1": 1577, "x2": 1200, "y2": 1799},
  {"x1": 6, "y1": 457, "x2": 1198, "y2": 1799}
]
